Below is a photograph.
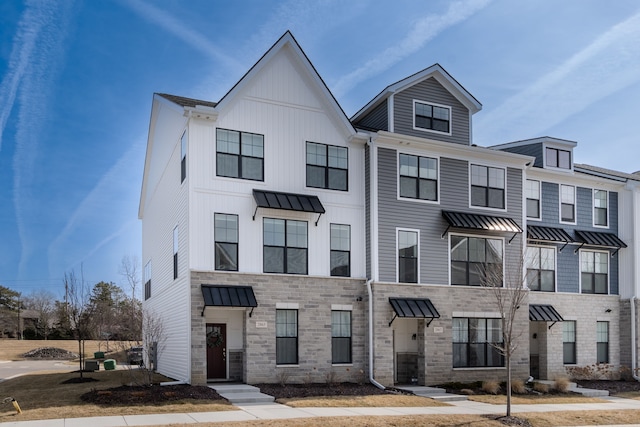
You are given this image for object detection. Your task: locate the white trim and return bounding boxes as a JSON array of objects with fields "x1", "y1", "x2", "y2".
[
  {"x1": 331, "y1": 304, "x2": 353, "y2": 311},
  {"x1": 452, "y1": 311, "x2": 501, "y2": 318},
  {"x1": 388, "y1": 94, "x2": 394, "y2": 133},
  {"x1": 396, "y1": 227, "x2": 420, "y2": 284},
  {"x1": 592, "y1": 188, "x2": 610, "y2": 229},
  {"x1": 448, "y1": 233, "x2": 506, "y2": 287},
  {"x1": 412, "y1": 99, "x2": 452, "y2": 136},
  {"x1": 468, "y1": 163, "x2": 508, "y2": 212},
  {"x1": 369, "y1": 141, "x2": 380, "y2": 282},
  {"x1": 396, "y1": 151, "x2": 440, "y2": 205},
  {"x1": 578, "y1": 249, "x2": 611, "y2": 295},
  {"x1": 525, "y1": 179, "x2": 542, "y2": 221},
  {"x1": 559, "y1": 184, "x2": 577, "y2": 225},
  {"x1": 276, "y1": 302, "x2": 299, "y2": 309}
]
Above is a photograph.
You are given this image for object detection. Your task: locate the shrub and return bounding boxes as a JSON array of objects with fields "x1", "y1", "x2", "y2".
[
  {"x1": 553, "y1": 376, "x2": 571, "y2": 393},
  {"x1": 325, "y1": 369, "x2": 339, "y2": 385},
  {"x1": 460, "y1": 388, "x2": 475, "y2": 395},
  {"x1": 276, "y1": 370, "x2": 290, "y2": 386},
  {"x1": 511, "y1": 379, "x2": 526, "y2": 394},
  {"x1": 533, "y1": 382, "x2": 549, "y2": 393},
  {"x1": 481, "y1": 380, "x2": 500, "y2": 395}
]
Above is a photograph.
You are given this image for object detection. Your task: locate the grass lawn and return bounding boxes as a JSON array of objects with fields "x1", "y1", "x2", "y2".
[
  {"x1": 278, "y1": 394, "x2": 448, "y2": 407},
  {"x1": 0, "y1": 339, "x2": 133, "y2": 362},
  {"x1": 468, "y1": 394, "x2": 610, "y2": 405}
]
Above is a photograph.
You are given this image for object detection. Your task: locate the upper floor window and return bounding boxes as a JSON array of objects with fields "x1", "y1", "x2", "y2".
[
  {"x1": 180, "y1": 131, "x2": 187, "y2": 183},
  {"x1": 581, "y1": 250, "x2": 608, "y2": 294},
  {"x1": 144, "y1": 260, "x2": 152, "y2": 300},
  {"x1": 173, "y1": 226, "x2": 179, "y2": 280},
  {"x1": 399, "y1": 154, "x2": 438, "y2": 201},
  {"x1": 216, "y1": 128, "x2": 264, "y2": 181},
  {"x1": 414, "y1": 101, "x2": 451, "y2": 134},
  {"x1": 470, "y1": 165, "x2": 505, "y2": 209},
  {"x1": 560, "y1": 185, "x2": 575, "y2": 223},
  {"x1": 451, "y1": 235, "x2": 503, "y2": 286},
  {"x1": 264, "y1": 218, "x2": 308, "y2": 274},
  {"x1": 526, "y1": 246, "x2": 555, "y2": 292},
  {"x1": 398, "y1": 230, "x2": 418, "y2": 283},
  {"x1": 330, "y1": 224, "x2": 350, "y2": 277},
  {"x1": 215, "y1": 213, "x2": 238, "y2": 271},
  {"x1": 526, "y1": 179, "x2": 540, "y2": 219},
  {"x1": 306, "y1": 142, "x2": 348, "y2": 191},
  {"x1": 546, "y1": 147, "x2": 571, "y2": 169},
  {"x1": 332, "y1": 310, "x2": 352, "y2": 364},
  {"x1": 453, "y1": 318, "x2": 503, "y2": 368},
  {"x1": 594, "y1": 190, "x2": 608, "y2": 227}
]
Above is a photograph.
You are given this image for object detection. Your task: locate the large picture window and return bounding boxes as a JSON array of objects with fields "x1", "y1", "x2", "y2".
[
  {"x1": 414, "y1": 101, "x2": 450, "y2": 133},
  {"x1": 451, "y1": 236, "x2": 503, "y2": 286},
  {"x1": 332, "y1": 311, "x2": 352, "y2": 364},
  {"x1": 399, "y1": 153, "x2": 438, "y2": 201},
  {"x1": 330, "y1": 224, "x2": 350, "y2": 277},
  {"x1": 306, "y1": 142, "x2": 348, "y2": 191},
  {"x1": 563, "y1": 321, "x2": 576, "y2": 364},
  {"x1": 597, "y1": 321, "x2": 609, "y2": 364},
  {"x1": 214, "y1": 213, "x2": 238, "y2": 271},
  {"x1": 581, "y1": 251, "x2": 608, "y2": 294},
  {"x1": 398, "y1": 230, "x2": 418, "y2": 283},
  {"x1": 264, "y1": 219, "x2": 308, "y2": 274},
  {"x1": 526, "y1": 247, "x2": 555, "y2": 292},
  {"x1": 526, "y1": 179, "x2": 540, "y2": 219},
  {"x1": 453, "y1": 318, "x2": 503, "y2": 368},
  {"x1": 471, "y1": 165, "x2": 505, "y2": 209},
  {"x1": 594, "y1": 190, "x2": 608, "y2": 227},
  {"x1": 216, "y1": 128, "x2": 264, "y2": 181},
  {"x1": 276, "y1": 309, "x2": 298, "y2": 365},
  {"x1": 560, "y1": 185, "x2": 575, "y2": 223}
]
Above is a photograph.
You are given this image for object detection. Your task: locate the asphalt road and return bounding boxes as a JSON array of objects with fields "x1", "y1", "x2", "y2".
[{"x1": 0, "y1": 360, "x2": 75, "y2": 382}]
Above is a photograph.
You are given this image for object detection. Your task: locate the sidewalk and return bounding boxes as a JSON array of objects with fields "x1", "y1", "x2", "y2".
[{"x1": 2, "y1": 396, "x2": 640, "y2": 427}]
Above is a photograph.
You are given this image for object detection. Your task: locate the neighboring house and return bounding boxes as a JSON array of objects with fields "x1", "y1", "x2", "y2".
[{"x1": 140, "y1": 31, "x2": 639, "y2": 386}]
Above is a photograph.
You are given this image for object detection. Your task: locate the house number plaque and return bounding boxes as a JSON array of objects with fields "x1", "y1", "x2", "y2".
[
  {"x1": 433, "y1": 327, "x2": 443, "y2": 334},
  {"x1": 256, "y1": 321, "x2": 267, "y2": 328}
]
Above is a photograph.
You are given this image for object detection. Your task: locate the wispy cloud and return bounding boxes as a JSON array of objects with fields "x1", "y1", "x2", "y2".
[
  {"x1": 475, "y1": 11, "x2": 640, "y2": 145},
  {"x1": 332, "y1": 0, "x2": 493, "y2": 98}
]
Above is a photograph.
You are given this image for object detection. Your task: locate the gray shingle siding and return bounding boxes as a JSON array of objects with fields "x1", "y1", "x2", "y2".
[
  {"x1": 355, "y1": 99, "x2": 388, "y2": 131},
  {"x1": 392, "y1": 78, "x2": 470, "y2": 145},
  {"x1": 500, "y1": 143, "x2": 543, "y2": 167}
]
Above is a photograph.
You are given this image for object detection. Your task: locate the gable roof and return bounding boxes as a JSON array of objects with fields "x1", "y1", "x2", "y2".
[
  {"x1": 351, "y1": 63, "x2": 482, "y2": 123},
  {"x1": 156, "y1": 93, "x2": 217, "y2": 109}
]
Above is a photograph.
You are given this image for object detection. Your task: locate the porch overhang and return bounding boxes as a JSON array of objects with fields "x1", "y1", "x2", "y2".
[
  {"x1": 529, "y1": 304, "x2": 564, "y2": 329},
  {"x1": 201, "y1": 285, "x2": 258, "y2": 317},
  {"x1": 441, "y1": 210, "x2": 522, "y2": 243},
  {"x1": 527, "y1": 225, "x2": 575, "y2": 252},
  {"x1": 253, "y1": 189, "x2": 325, "y2": 225},
  {"x1": 574, "y1": 230, "x2": 627, "y2": 256},
  {"x1": 389, "y1": 297, "x2": 440, "y2": 327}
]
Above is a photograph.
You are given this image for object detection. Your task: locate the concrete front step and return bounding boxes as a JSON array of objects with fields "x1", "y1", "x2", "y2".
[
  {"x1": 534, "y1": 380, "x2": 609, "y2": 397},
  {"x1": 209, "y1": 384, "x2": 275, "y2": 404},
  {"x1": 395, "y1": 385, "x2": 468, "y2": 401}
]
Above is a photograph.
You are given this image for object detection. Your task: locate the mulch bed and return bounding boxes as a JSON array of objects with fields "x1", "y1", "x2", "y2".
[
  {"x1": 80, "y1": 384, "x2": 225, "y2": 405},
  {"x1": 255, "y1": 382, "x2": 392, "y2": 399}
]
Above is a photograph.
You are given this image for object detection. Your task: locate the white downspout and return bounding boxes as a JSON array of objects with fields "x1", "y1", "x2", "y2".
[
  {"x1": 629, "y1": 181, "x2": 640, "y2": 381},
  {"x1": 367, "y1": 278, "x2": 385, "y2": 389},
  {"x1": 632, "y1": 297, "x2": 639, "y2": 381}
]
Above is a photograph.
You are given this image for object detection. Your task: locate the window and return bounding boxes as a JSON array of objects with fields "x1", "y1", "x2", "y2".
[
  {"x1": 470, "y1": 165, "x2": 505, "y2": 209},
  {"x1": 306, "y1": 142, "x2": 348, "y2": 191},
  {"x1": 332, "y1": 311, "x2": 352, "y2": 364},
  {"x1": 526, "y1": 179, "x2": 540, "y2": 219},
  {"x1": 215, "y1": 214, "x2": 238, "y2": 271},
  {"x1": 453, "y1": 318, "x2": 503, "y2": 368},
  {"x1": 398, "y1": 230, "x2": 418, "y2": 283},
  {"x1": 216, "y1": 128, "x2": 264, "y2": 181},
  {"x1": 330, "y1": 224, "x2": 350, "y2": 277},
  {"x1": 276, "y1": 309, "x2": 298, "y2": 365},
  {"x1": 546, "y1": 147, "x2": 571, "y2": 169},
  {"x1": 414, "y1": 101, "x2": 450, "y2": 133},
  {"x1": 451, "y1": 236, "x2": 503, "y2": 286},
  {"x1": 581, "y1": 251, "x2": 609, "y2": 294},
  {"x1": 594, "y1": 190, "x2": 608, "y2": 227},
  {"x1": 264, "y1": 219, "x2": 308, "y2": 274},
  {"x1": 563, "y1": 321, "x2": 576, "y2": 364},
  {"x1": 173, "y1": 226, "x2": 179, "y2": 280},
  {"x1": 526, "y1": 247, "x2": 555, "y2": 292},
  {"x1": 597, "y1": 321, "x2": 609, "y2": 363},
  {"x1": 560, "y1": 185, "x2": 575, "y2": 223},
  {"x1": 399, "y1": 153, "x2": 438, "y2": 201},
  {"x1": 144, "y1": 260, "x2": 152, "y2": 300},
  {"x1": 180, "y1": 131, "x2": 187, "y2": 183}
]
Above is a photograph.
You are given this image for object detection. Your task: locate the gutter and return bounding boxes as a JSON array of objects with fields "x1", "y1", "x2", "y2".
[{"x1": 367, "y1": 279, "x2": 385, "y2": 389}]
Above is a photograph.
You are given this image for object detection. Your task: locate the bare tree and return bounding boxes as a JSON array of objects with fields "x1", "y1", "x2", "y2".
[
  {"x1": 23, "y1": 290, "x2": 56, "y2": 339},
  {"x1": 64, "y1": 268, "x2": 93, "y2": 379},
  {"x1": 481, "y1": 255, "x2": 529, "y2": 417},
  {"x1": 119, "y1": 255, "x2": 140, "y2": 301},
  {"x1": 138, "y1": 309, "x2": 166, "y2": 385}
]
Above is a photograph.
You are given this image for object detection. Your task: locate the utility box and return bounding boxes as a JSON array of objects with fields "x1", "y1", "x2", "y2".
[
  {"x1": 103, "y1": 359, "x2": 116, "y2": 370},
  {"x1": 94, "y1": 351, "x2": 105, "y2": 359},
  {"x1": 85, "y1": 360, "x2": 99, "y2": 371}
]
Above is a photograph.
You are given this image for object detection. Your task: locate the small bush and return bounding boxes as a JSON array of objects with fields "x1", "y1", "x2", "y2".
[
  {"x1": 533, "y1": 382, "x2": 549, "y2": 393},
  {"x1": 460, "y1": 388, "x2": 475, "y2": 395},
  {"x1": 511, "y1": 379, "x2": 525, "y2": 394},
  {"x1": 276, "y1": 370, "x2": 290, "y2": 386},
  {"x1": 481, "y1": 380, "x2": 501, "y2": 395},
  {"x1": 553, "y1": 376, "x2": 571, "y2": 393},
  {"x1": 325, "y1": 369, "x2": 339, "y2": 385}
]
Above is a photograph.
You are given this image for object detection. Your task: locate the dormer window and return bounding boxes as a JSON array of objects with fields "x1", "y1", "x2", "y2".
[
  {"x1": 414, "y1": 101, "x2": 451, "y2": 134},
  {"x1": 546, "y1": 147, "x2": 571, "y2": 170}
]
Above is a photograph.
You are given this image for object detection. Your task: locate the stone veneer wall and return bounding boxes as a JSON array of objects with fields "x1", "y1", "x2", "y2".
[
  {"x1": 618, "y1": 298, "x2": 640, "y2": 374},
  {"x1": 229, "y1": 351, "x2": 243, "y2": 381},
  {"x1": 190, "y1": 271, "x2": 368, "y2": 385}
]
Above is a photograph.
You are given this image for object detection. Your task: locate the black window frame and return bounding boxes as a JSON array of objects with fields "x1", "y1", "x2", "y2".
[
  {"x1": 180, "y1": 130, "x2": 187, "y2": 183},
  {"x1": 526, "y1": 179, "x2": 540, "y2": 219},
  {"x1": 450, "y1": 235, "x2": 503, "y2": 286},
  {"x1": 144, "y1": 260, "x2": 152, "y2": 300},
  {"x1": 560, "y1": 184, "x2": 576, "y2": 223},
  {"x1": 398, "y1": 229, "x2": 418, "y2": 283},
  {"x1": 414, "y1": 100, "x2": 451, "y2": 134},
  {"x1": 216, "y1": 128, "x2": 264, "y2": 181},
  {"x1": 593, "y1": 189, "x2": 608, "y2": 227},
  {"x1": 173, "y1": 226, "x2": 179, "y2": 280},
  {"x1": 398, "y1": 153, "x2": 438, "y2": 201},
  {"x1": 330, "y1": 224, "x2": 350, "y2": 277},
  {"x1": 276, "y1": 309, "x2": 298, "y2": 365},
  {"x1": 453, "y1": 318, "x2": 504, "y2": 368},
  {"x1": 331, "y1": 310, "x2": 352, "y2": 364},
  {"x1": 597, "y1": 321, "x2": 609, "y2": 364},
  {"x1": 546, "y1": 147, "x2": 572, "y2": 170},
  {"x1": 580, "y1": 250, "x2": 609, "y2": 294},
  {"x1": 263, "y1": 218, "x2": 308, "y2": 274},
  {"x1": 306, "y1": 142, "x2": 348, "y2": 191},
  {"x1": 470, "y1": 164, "x2": 505, "y2": 209},
  {"x1": 526, "y1": 246, "x2": 556, "y2": 292},
  {"x1": 214, "y1": 213, "x2": 239, "y2": 271},
  {"x1": 563, "y1": 320, "x2": 576, "y2": 364}
]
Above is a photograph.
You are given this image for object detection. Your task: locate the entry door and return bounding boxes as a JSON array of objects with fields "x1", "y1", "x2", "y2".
[{"x1": 206, "y1": 323, "x2": 227, "y2": 379}]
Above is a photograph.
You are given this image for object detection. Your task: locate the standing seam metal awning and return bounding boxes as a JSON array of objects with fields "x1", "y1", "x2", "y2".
[
  {"x1": 527, "y1": 225, "x2": 575, "y2": 252},
  {"x1": 201, "y1": 285, "x2": 257, "y2": 316},
  {"x1": 389, "y1": 297, "x2": 440, "y2": 327},
  {"x1": 441, "y1": 210, "x2": 522, "y2": 242},
  {"x1": 253, "y1": 189, "x2": 325, "y2": 225},
  {"x1": 574, "y1": 230, "x2": 627, "y2": 253},
  {"x1": 529, "y1": 304, "x2": 563, "y2": 329}
]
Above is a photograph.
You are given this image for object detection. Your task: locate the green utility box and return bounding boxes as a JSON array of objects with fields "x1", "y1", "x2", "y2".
[
  {"x1": 94, "y1": 351, "x2": 105, "y2": 359},
  {"x1": 103, "y1": 359, "x2": 116, "y2": 370}
]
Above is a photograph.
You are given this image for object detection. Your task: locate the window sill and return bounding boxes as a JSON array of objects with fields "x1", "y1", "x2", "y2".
[
  {"x1": 331, "y1": 363, "x2": 353, "y2": 367},
  {"x1": 276, "y1": 364, "x2": 299, "y2": 368},
  {"x1": 453, "y1": 366, "x2": 506, "y2": 371}
]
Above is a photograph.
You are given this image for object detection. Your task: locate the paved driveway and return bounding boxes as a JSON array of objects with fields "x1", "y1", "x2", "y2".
[{"x1": 0, "y1": 360, "x2": 74, "y2": 382}]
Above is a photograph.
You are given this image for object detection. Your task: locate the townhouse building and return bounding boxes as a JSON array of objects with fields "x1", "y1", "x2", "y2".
[{"x1": 139, "y1": 31, "x2": 639, "y2": 387}]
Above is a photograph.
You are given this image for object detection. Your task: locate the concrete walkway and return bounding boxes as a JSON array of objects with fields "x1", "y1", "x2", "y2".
[{"x1": 2, "y1": 395, "x2": 640, "y2": 427}]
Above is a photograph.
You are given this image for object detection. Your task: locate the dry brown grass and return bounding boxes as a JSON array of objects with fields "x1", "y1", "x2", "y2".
[
  {"x1": 0, "y1": 370, "x2": 235, "y2": 422},
  {"x1": 553, "y1": 376, "x2": 571, "y2": 393},
  {"x1": 469, "y1": 394, "x2": 608, "y2": 405},
  {"x1": 533, "y1": 382, "x2": 549, "y2": 393},
  {"x1": 278, "y1": 394, "x2": 448, "y2": 407},
  {"x1": 0, "y1": 339, "x2": 134, "y2": 361},
  {"x1": 481, "y1": 379, "x2": 501, "y2": 394},
  {"x1": 511, "y1": 379, "x2": 526, "y2": 394}
]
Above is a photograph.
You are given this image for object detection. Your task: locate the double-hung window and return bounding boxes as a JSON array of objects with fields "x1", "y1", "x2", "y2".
[
  {"x1": 216, "y1": 128, "x2": 264, "y2": 181},
  {"x1": 173, "y1": 226, "x2": 179, "y2": 280},
  {"x1": 546, "y1": 147, "x2": 571, "y2": 169},
  {"x1": 453, "y1": 318, "x2": 503, "y2": 368},
  {"x1": 560, "y1": 185, "x2": 575, "y2": 223},
  {"x1": 144, "y1": 260, "x2": 152, "y2": 300},
  {"x1": 526, "y1": 247, "x2": 555, "y2": 292},
  {"x1": 398, "y1": 230, "x2": 418, "y2": 283},
  {"x1": 414, "y1": 101, "x2": 450, "y2": 133},
  {"x1": 470, "y1": 165, "x2": 505, "y2": 209},
  {"x1": 330, "y1": 224, "x2": 350, "y2": 277},
  {"x1": 399, "y1": 153, "x2": 438, "y2": 201},
  {"x1": 276, "y1": 309, "x2": 298, "y2": 365},
  {"x1": 180, "y1": 131, "x2": 187, "y2": 183},
  {"x1": 264, "y1": 219, "x2": 308, "y2": 274},
  {"x1": 451, "y1": 236, "x2": 503, "y2": 286},
  {"x1": 214, "y1": 214, "x2": 238, "y2": 271},
  {"x1": 331, "y1": 311, "x2": 352, "y2": 364},
  {"x1": 597, "y1": 321, "x2": 609, "y2": 363},
  {"x1": 563, "y1": 321, "x2": 576, "y2": 364},
  {"x1": 594, "y1": 190, "x2": 608, "y2": 227},
  {"x1": 306, "y1": 142, "x2": 348, "y2": 191},
  {"x1": 526, "y1": 179, "x2": 541, "y2": 219},
  {"x1": 581, "y1": 251, "x2": 608, "y2": 294}
]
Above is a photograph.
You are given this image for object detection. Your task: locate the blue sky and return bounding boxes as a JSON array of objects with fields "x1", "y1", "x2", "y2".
[{"x1": 1, "y1": 0, "x2": 639, "y2": 299}]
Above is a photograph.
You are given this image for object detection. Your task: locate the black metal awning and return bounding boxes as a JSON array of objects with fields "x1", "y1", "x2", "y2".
[
  {"x1": 201, "y1": 285, "x2": 257, "y2": 316},
  {"x1": 529, "y1": 304, "x2": 564, "y2": 329},
  {"x1": 528, "y1": 225, "x2": 575, "y2": 251},
  {"x1": 253, "y1": 189, "x2": 325, "y2": 225},
  {"x1": 574, "y1": 230, "x2": 627, "y2": 252},
  {"x1": 441, "y1": 210, "x2": 522, "y2": 242},
  {"x1": 389, "y1": 297, "x2": 440, "y2": 327}
]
